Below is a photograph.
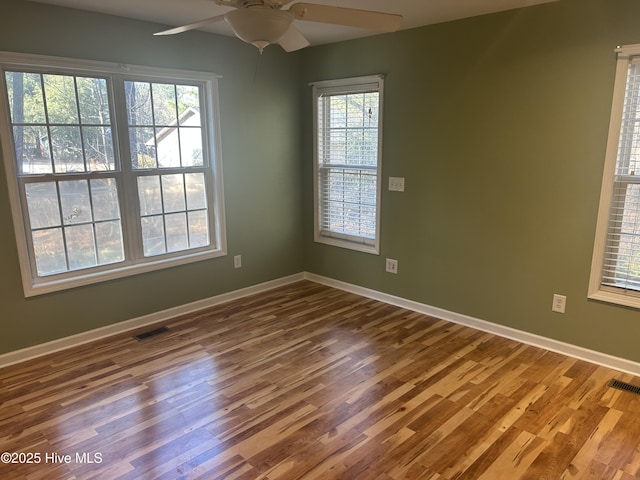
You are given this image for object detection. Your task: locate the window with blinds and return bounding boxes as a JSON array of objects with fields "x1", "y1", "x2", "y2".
[
  {"x1": 312, "y1": 75, "x2": 383, "y2": 254},
  {"x1": 590, "y1": 45, "x2": 640, "y2": 308}
]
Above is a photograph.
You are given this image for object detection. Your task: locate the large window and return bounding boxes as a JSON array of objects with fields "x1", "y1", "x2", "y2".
[
  {"x1": 312, "y1": 75, "x2": 383, "y2": 254},
  {"x1": 0, "y1": 53, "x2": 226, "y2": 296},
  {"x1": 590, "y1": 44, "x2": 640, "y2": 308}
]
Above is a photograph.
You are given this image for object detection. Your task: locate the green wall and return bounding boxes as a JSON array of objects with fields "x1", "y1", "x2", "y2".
[
  {"x1": 302, "y1": 0, "x2": 640, "y2": 362},
  {"x1": 0, "y1": 0, "x2": 304, "y2": 353},
  {"x1": 2, "y1": 0, "x2": 640, "y2": 365}
]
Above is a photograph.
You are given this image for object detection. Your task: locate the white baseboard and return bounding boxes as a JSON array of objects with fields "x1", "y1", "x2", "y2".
[
  {"x1": 304, "y1": 272, "x2": 640, "y2": 377},
  {"x1": 0, "y1": 273, "x2": 305, "y2": 368},
  {"x1": 3, "y1": 271, "x2": 640, "y2": 378}
]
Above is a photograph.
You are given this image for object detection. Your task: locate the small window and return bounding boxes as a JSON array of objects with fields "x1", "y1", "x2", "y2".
[
  {"x1": 590, "y1": 44, "x2": 640, "y2": 308},
  {"x1": 312, "y1": 75, "x2": 383, "y2": 254},
  {"x1": 0, "y1": 53, "x2": 226, "y2": 296}
]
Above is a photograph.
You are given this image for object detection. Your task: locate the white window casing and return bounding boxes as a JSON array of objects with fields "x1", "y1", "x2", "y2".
[
  {"x1": 0, "y1": 52, "x2": 226, "y2": 297},
  {"x1": 311, "y1": 75, "x2": 384, "y2": 254},
  {"x1": 589, "y1": 44, "x2": 640, "y2": 308}
]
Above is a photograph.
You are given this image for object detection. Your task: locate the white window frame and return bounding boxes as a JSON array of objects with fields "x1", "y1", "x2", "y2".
[
  {"x1": 311, "y1": 75, "x2": 383, "y2": 254},
  {"x1": 589, "y1": 43, "x2": 640, "y2": 308},
  {"x1": 0, "y1": 52, "x2": 226, "y2": 297}
]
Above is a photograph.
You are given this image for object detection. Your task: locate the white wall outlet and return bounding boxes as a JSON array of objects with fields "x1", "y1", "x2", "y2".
[
  {"x1": 552, "y1": 294, "x2": 566, "y2": 313},
  {"x1": 234, "y1": 255, "x2": 242, "y2": 269},
  {"x1": 388, "y1": 177, "x2": 405, "y2": 192},
  {"x1": 385, "y1": 258, "x2": 398, "y2": 274}
]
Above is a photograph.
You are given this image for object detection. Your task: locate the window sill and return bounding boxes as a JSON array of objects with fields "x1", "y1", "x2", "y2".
[
  {"x1": 588, "y1": 287, "x2": 640, "y2": 310},
  {"x1": 314, "y1": 234, "x2": 379, "y2": 255},
  {"x1": 24, "y1": 248, "x2": 226, "y2": 297}
]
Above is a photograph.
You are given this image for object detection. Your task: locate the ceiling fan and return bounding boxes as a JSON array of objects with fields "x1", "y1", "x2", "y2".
[{"x1": 154, "y1": 0, "x2": 403, "y2": 54}]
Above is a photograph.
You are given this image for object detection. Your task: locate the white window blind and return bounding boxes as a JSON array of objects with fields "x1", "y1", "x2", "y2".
[
  {"x1": 603, "y1": 61, "x2": 640, "y2": 291},
  {"x1": 312, "y1": 75, "x2": 383, "y2": 254},
  {"x1": 590, "y1": 45, "x2": 640, "y2": 307}
]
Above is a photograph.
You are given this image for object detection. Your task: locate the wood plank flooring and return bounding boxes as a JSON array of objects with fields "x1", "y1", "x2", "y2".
[{"x1": 2, "y1": 280, "x2": 640, "y2": 479}]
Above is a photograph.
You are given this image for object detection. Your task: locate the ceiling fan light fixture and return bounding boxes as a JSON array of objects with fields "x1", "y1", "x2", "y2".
[{"x1": 224, "y1": 7, "x2": 292, "y2": 54}]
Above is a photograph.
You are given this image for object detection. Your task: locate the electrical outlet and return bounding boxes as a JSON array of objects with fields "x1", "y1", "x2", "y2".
[
  {"x1": 552, "y1": 294, "x2": 566, "y2": 313},
  {"x1": 234, "y1": 255, "x2": 242, "y2": 269},
  {"x1": 385, "y1": 258, "x2": 398, "y2": 274}
]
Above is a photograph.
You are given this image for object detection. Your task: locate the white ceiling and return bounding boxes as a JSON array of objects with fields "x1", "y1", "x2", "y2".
[{"x1": 27, "y1": 0, "x2": 560, "y2": 47}]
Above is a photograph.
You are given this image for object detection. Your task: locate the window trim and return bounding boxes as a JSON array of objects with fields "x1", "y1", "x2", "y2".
[
  {"x1": 311, "y1": 74, "x2": 384, "y2": 255},
  {"x1": 0, "y1": 52, "x2": 226, "y2": 297},
  {"x1": 589, "y1": 44, "x2": 640, "y2": 308}
]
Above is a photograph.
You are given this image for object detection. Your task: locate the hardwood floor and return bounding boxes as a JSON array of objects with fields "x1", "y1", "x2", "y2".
[{"x1": 2, "y1": 280, "x2": 640, "y2": 479}]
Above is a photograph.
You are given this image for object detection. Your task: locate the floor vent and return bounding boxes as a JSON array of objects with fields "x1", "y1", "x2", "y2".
[
  {"x1": 133, "y1": 326, "x2": 169, "y2": 341},
  {"x1": 609, "y1": 379, "x2": 640, "y2": 396}
]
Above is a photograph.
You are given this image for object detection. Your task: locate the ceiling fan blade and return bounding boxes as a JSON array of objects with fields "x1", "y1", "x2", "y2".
[
  {"x1": 213, "y1": 0, "x2": 294, "y2": 6},
  {"x1": 269, "y1": 0, "x2": 296, "y2": 6},
  {"x1": 278, "y1": 25, "x2": 310, "y2": 52},
  {"x1": 289, "y1": 3, "x2": 402, "y2": 32},
  {"x1": 154, "y1": 14, "x2": 226, "y2": 36}
]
